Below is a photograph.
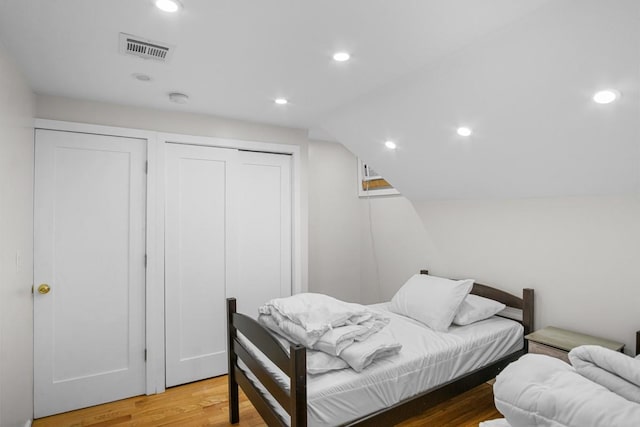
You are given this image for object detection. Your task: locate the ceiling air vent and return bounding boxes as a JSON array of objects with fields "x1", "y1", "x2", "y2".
[{"x1": 119, "y1": 33, "x2": 174, "y2": 62}]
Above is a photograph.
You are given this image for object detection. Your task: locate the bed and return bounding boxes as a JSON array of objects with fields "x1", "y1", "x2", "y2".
[{"x1": 226, "y1": 270, "x2": 534, "y2": 426}]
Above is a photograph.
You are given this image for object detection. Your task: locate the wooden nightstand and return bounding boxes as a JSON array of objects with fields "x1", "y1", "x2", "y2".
[{"x1": 525, "y1": 326, "x2": 625, "y2": 364}]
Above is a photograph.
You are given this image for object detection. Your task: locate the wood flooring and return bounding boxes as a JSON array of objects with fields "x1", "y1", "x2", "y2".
[{"x1": 33, "y1": 376, "x2": 502, "y2": 426}]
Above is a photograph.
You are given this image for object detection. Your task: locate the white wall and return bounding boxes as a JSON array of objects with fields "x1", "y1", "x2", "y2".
[
  {"x1": 36, "y1": 95, "x2": 311, "y2": 149},
  {"x1": 308, "y1": 141, "x2": 361, "y2": 302},
  {"x1": 308, "y1": 141, "x2": 640, "y2": 355},
  {"x1": 414, "y1": 196, "x2": 640, "y2": 354},
  {"x1": 0, "y1": 42, "x2": 34, "y2": 426},
  {"x1": 358, "y1": 196, "x2": 439, "y2": 304},
  {"x1": 308, "y1": 141, "x2": 437, "y2": 303}
]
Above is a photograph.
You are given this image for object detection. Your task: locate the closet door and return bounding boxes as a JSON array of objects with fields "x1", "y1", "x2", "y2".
[
  {"x1": 164, "y1": 143, "x2": 235, "y2": 387},
  {"x1": 227, "y1": 150, "x2": 292, "y2": 317},
  {"x1": 33, "y1": 130, "x2": 147, "y2": 418},
  {"x1": 164, "y1": 144, "x2": 292, "y2": 387}
]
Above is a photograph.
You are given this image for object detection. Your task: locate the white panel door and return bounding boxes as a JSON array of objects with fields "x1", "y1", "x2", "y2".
[
  {"x1": 34, "y1": 130, "x2": 147, "y2": 418},
  {"x1": 164, "y1": 145, "x2": 292, "y2": 387},
  {"x1": 164, "y1": 144, "x2": 235, "y2": 387},
  {"x1": 227, "y1": 150, "x2": 292, "y2": 317}
]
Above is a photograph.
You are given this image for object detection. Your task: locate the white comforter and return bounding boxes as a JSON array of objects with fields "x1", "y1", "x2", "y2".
[
  {"x1": 494, "y1": 353, "x2": 640, "y2": 427},
  {"x1": 258, "y1": 293, "x2": 400, "y2": 372},
  {"x1": 259, "y1": 293, "x2": 378, "y2": 338},
  {"x1": 569, "y1": 345, "x2": 640, "y2": 404}
]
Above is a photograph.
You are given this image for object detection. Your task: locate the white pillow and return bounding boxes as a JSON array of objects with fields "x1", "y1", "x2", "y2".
[
  {"x1": 389, "y1": 274, "x2": 473, "y2": 332},
  {"x1": 453, "y1": 294, "x2": 506, "y2": 326}
]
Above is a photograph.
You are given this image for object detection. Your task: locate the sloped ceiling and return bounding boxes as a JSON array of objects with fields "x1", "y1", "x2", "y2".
[{"x1": 318, "y1": 0, "x2": 640, "y2": 200}]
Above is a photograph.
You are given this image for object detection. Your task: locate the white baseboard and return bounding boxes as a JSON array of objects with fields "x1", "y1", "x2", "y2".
[{"x1": 24, "y1": 419, "x2": 32, "y2": 427}]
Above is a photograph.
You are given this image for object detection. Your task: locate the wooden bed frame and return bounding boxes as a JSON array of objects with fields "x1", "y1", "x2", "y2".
[{"x1": 227, "y1": 270, "x2": 534, "y2": 426}]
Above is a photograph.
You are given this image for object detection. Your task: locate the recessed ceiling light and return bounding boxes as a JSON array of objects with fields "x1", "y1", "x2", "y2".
[
  {"x1": 457, "y1": 127, "x2": 472, "y2": 137},
  {"x1": 333, "y1": 52, "x2": 351, "y2": 62},
  {"x1": 593, "y1": 89, "x2": 620, "y2": 104},
  {"x1": 155, "y1": 0, "x2": 181, "y2": 13},
  {"x1": 169, "y1": 92, "x2": 189, "y2": 104},
  {"x1": 132, "y1": 73, "x2": 152, "y2": 82},
  {"x1": 275, "y1": 98, "x2": 288, "y2": 105},
  {"x1": 385, "y1": 140, "x2": 397, "y2": 150}
]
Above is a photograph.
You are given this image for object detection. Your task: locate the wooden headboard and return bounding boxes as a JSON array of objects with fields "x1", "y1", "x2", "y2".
[{"x1": 419, "y1": 269, "x2": 534, "y2": 335}]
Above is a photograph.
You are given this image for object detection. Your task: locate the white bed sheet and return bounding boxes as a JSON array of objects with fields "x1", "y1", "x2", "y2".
[{"x1": 240, "y1": 302, "x2": 523, "y2": 427}]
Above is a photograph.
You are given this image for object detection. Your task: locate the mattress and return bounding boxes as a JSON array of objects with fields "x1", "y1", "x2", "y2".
[{"x1": 240, "y1": 302, "x2": 523, "y2": 426}]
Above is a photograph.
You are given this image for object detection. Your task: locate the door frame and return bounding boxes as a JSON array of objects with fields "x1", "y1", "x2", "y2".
[{"x1": 34, "y1": 119, "x2": 306, "y2": 395}]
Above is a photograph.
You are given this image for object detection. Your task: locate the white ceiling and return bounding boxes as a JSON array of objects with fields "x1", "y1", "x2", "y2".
[
  {"x1": 0, "y1": 0, "x2": 638, "y2": 200},
  {"x1": 0, "y1": 0, "x2": 551, "y2": 128},
  {"x1": 319, "y1": 0, "x2": 640, "y2": 200}
]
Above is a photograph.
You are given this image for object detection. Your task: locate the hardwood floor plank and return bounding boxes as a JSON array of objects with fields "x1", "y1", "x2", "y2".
[{"x1": 33, "y1": 376, "x2": 502, "y2": 426}]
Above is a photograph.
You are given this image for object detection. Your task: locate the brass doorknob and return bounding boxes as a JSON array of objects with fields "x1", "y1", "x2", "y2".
[{"x1": 38, "y1": 284, "x2": 51, "y2": 294}]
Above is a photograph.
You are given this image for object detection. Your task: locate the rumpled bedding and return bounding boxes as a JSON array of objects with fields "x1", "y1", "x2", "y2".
[
  {"x1": 243, "y1": 331, "x2": 349, "y2": 375},
  {"x1": 258, "y1": 293, "x2": 401, "y2": 372},
  {"x1": 259, "y1": 306, "x2": 388, "y2": 354},
  {"x1": 494, "y1": 353, "x2": 640, "y2": 427},
  {"x1": 337, "y1": 326, "x2": 401, "y2": 372},
  {"x1": 259, "y1": 293, "x2": 375, "y2": 337},
  {"x1": 569, "y1": 345, "x2": 640, "y2": 404}
]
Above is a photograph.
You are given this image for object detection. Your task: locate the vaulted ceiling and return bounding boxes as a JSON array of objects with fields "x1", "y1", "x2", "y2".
[
  {"x1": 1, "y1": 0, "x2": 638, "y2": 200},
  {"x1": 318, "y1": 0, "x2": 640, "y2": 199}
]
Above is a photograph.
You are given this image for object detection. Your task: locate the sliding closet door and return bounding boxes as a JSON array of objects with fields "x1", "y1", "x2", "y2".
[
  {"x1": 164, "y1": 143, "x2": 234, "y2": 387},
  {"x1": 227, "y1": 150, "x2": 292, "y2": 317},
  {"x1": 164, "y1": 144, "x2": 292, "y2": 387}
]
